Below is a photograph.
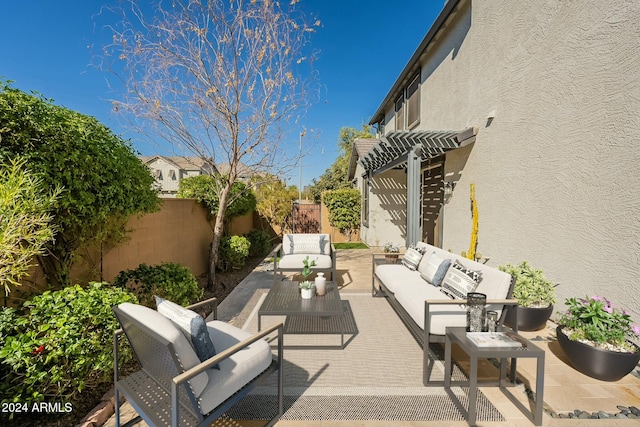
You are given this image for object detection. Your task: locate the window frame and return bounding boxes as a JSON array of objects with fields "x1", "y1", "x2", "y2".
[
  {"x1": 362, "y1": 173, "x2": 370, "y2": 227},
  {"x1": 406, "y1": 73, "x2": 421, "y2": 129}
]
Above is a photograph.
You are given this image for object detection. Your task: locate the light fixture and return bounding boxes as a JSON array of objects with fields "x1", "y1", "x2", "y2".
[{"x1": 443, "y1": 180, "x2": 456, "y2": 197}]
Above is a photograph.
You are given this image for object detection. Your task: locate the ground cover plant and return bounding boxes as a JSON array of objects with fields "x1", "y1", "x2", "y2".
[{"x1": 0, "y1": 283, "x2": 137, "y2": 425}]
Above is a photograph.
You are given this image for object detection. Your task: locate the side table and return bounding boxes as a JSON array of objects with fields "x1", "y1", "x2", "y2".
[{"x1": 444, "y1": 327, "x2": 545, "y2": 426}]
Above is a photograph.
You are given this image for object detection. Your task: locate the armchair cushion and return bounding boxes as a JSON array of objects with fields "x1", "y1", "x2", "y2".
[
  {"x1": 116, "y1": 302, "x2": 210, "y2": 398},
  {"x1": 198, "y1": 321, "x2": 273, "y2": 414},
  {"x1": 155, "y1": 296, "x2": 218, "y2": 367},
  {"x1": 277, "y1": 253, "x2": 333, "y2": 270}
]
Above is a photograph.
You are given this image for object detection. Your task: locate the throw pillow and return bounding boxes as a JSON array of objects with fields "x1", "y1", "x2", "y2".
[
  {"x1": 441, "y1": 262, "x2": 481, "y2": 299},
  {"x1": 155, "y1": 296, "x2": 219, "y2": 368},
  {"x1": 418, "y1": 252, "x2": 444, "y2": 283},
  {"x1": 401, "y1": 247, "x2": 424, "y2": 271},
  {"x1": 452, "y1": 259, "x2": 483, "y2": 283},
  {"x1": 288, "y1": 235, "x2": 324, "y2": 255},
  {"x1": 432, "y1": 258, "x2": 452, "y2": 287}
]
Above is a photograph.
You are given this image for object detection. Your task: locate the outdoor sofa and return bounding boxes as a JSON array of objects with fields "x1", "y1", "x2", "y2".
[
  {"x1": 272, "y1": 233, "x2": 336, "y2": 281},
  {"x1": 112, "y1": 297, "x2": 283, "y2": 427},
  {"x1": 372, "y1": 242, "x2": 517, "y2": 385}
]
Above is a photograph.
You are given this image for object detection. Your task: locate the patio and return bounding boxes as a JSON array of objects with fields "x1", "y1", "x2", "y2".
[{"x1": 105, "y1": 248, "x2": 640, "y2": 427}]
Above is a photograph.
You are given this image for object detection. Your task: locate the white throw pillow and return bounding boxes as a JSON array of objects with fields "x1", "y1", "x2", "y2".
[
  {"x1": 418, "y1": 252, "x2": 443, "y2": 282},
  {"x1": 401, "y1": 247, "x2": 423, "y2": 271}
]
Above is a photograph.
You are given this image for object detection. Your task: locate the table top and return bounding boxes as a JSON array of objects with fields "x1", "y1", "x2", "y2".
[
  {"x1": 259, "y1": 280, "x2": 343, "y2": 316},
  {"x1": 446, "y1": 326, "x2": 544, "y2": 357}
]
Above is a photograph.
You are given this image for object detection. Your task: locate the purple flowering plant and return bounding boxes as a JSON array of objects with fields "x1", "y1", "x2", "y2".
[{"x1": 559, "y1": 296, "x2": 640, "y2": 352}]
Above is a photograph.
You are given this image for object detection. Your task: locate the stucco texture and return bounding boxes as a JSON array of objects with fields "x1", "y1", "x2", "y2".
[{"x1": 368, "y1": 0, "x2": 640, "y2": 320}]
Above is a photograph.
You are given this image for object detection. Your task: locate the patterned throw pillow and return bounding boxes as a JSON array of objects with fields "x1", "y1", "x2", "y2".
[
  {"x1": 401, "y1": 247, "x2": 424, "y2": 271},
  {"x1": 441, "y1": 261, "x2": 482, "y2": 299},
  {"x1": 287, "y1": 235, "x2": 325, "y2": 255},
  {"x1": 155, "y1": 296, "x2": 219, "y2": 367},
  {"x1": 452, "y1": 260, "x2": 483, "y2": 283}
]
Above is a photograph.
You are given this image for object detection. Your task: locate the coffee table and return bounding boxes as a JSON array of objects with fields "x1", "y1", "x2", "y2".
[
  {"x1": 258, "y1": 280, "x2": 350, "y2": 349},
  {"x1": 444, "y1": 326, "x2": 545, "y2": 426}
]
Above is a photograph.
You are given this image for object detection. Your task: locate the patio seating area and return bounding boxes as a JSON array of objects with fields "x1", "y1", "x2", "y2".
[{"x1": 106, "y1": 248, "x2": 640, "y2": 427}]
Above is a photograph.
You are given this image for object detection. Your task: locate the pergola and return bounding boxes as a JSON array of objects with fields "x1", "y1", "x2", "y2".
[{"x1": 359, "y1": 127, "x2": 476, "y2": 245}]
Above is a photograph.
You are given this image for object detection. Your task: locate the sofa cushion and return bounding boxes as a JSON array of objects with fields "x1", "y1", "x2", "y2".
[
  {"x1": 418, "y1": 252, "x2": 451, "y2": 286},
  {"x1": 155, "y1": 296, "x2": 218, "y2": 367},
  {"x1": 375, "y1": 264, "x2": 424, "y2": 294},
  {"x1": 401, "y1": 247, "x2": 423, "y2": 271},
  {"x1": 394, "y1": 282, "x2": 467, "y2": 334},
  {"x1": 441, "y1": 260, "x2": 481, "y2": 299},
  {"x1": 278, "y1": 254, "x2": 333, "y2": 270},
  {"x1": 116, "y1": 303, "x2": 209, "y2": 398},
  {"x1": 198, "y1": 321, "x2": 273, "y2": 414}
]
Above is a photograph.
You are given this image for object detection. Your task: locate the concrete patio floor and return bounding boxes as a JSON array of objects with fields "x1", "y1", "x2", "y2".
[{"x1": 106, "y1": 248, "x2": 640, "y2": 427}]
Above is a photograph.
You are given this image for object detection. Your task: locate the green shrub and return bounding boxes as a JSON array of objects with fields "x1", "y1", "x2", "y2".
[
  {"x1": 219, "y1": 235, "x2": 251, "y2": 270},
  {"x1": 244, "y1": 229, "x2": 272, "y2": 257},
  {"x1": 0, "y1": 283, "x2": 137, "y2": 406},
  {"x1": 112, "y1": 262, "x2": 203, "y2": 308}
]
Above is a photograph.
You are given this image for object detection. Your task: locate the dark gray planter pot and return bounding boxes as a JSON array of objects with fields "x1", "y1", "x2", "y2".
[
  {"x1": 556, "y1": 326, "x2": 640, "y2": 382},
  {"x1": 504, "y1": 304, "x2": 553, "y2": 331}
]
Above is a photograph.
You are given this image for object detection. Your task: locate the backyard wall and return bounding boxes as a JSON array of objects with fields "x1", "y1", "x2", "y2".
[{"x1": 320, "y1": 201, "x2": 361, "y2": 243}]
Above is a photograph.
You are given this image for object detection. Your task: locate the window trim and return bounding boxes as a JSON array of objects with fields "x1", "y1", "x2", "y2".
[
  {"x1": 394, "y1": 95, "x2": 404, "y2": 131},
  {"x1": 362, "y1": 173, "x2": 370, "y2": 227},
  {"x1": 406, "y1": 73, "x2": 421, "y2": 129}
]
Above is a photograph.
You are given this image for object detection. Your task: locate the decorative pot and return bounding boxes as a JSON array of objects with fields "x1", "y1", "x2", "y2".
[
  {"x1": 505, "y1": 304, "x2": 553, "y2": 331},
  {"x1": 385, "y1": 254, "x2": 399, "y2": 263},
  {"x1": 315, "y1": 272, "x2": 326, "y2": 296},
  {"x1": 301, "y1": 287, "x2": 315, "y2": 299},
  {"x1": 556, "y1": 326, "x2": 640, "y2": 381}
]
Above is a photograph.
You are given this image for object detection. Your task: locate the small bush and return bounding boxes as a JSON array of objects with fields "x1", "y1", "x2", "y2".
[
  {"x1": 244, "y1": 229, "x2": 272, "y2": 257},
  {"x1": 0, "y1": 283, "x2": 137, "y2": 406},
  {"x1": 112, "y1": 262, "x2": 202, "y2": 308},
  {"x1": 219, "y1": 235, "x2": 251, "y2": 270}
]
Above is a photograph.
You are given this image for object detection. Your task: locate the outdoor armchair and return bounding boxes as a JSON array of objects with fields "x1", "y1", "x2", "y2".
[
  {"x1": 112, "y1": 297, "x2": 283, "y2": 427},
  {"x1": 272, "y1": 233, "x2": 336, "y2": 281}
]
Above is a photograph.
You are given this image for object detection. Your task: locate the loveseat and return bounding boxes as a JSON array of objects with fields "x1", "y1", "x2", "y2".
[
  {"x1": 372, "y1": 242, "x2": 517, "y2": 384},
  {"x1": 272, "y1": 233, "x2": 336, "y2": 281}
]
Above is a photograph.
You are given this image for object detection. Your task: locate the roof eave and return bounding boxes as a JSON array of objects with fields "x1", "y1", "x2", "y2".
[{"x1": 368, "y1": 0, "x2": 463, "y2": 125}]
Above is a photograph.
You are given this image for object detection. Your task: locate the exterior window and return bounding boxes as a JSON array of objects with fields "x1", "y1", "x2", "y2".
[
  {"x1": 154, "y1": 169, "x2": 163, "y2": 180},
  {"x1": 395, "y1": 95, "x2": 404, "y2": 131},
  {"x1": 406, "y1": 73, "x2": 420, "y2": 128},
  {"x1": 362, "y1": 174, "x2": 370, "y2": 226},
  {"x1": 169, "y1": 169, "x2": 177, "y2": 180}
]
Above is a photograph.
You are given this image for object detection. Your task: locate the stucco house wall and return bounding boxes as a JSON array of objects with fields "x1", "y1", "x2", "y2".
[{"x1": 365, "y1": 0, "x2": 640, "y2": 319}]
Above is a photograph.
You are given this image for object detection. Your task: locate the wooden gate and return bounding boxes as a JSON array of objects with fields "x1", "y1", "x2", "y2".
[{"x1": 292, "y1": 202, "x2": 321, "y2": 233}]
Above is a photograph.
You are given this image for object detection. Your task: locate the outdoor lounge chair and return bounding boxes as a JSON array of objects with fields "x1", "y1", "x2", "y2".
[
  {"x1": 112, "y1": 297, "x2": 283, "y2": 427},
  {"x1": 272, "y1": 233, "x2": 336, "y2": 281}
]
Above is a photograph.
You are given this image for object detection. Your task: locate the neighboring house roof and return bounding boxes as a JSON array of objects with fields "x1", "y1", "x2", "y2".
[
  {"x1": 368, "y1": 0, "x2": 462, "y2": 125},
  {"x1": 141, "y1": 155, "x2": 216, "y2": 174},
  {"x1": 347, "y1": 138, "x2": 379, "y2": 180},
  {"x1": 217, "y1": 162, "x2": 256, "y2": 180}
]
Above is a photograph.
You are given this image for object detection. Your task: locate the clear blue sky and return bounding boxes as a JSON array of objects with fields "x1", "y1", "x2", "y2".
[{"x1": 1, "y1": 0, "x2": 445, "y2": 187}]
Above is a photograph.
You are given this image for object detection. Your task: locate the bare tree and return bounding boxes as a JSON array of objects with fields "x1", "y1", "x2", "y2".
[{"x1": 99, "y1": 0, "x2": 319, "y2": 289}]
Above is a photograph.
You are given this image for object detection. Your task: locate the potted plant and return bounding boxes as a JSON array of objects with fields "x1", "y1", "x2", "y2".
[
  {"x1": 498, "y1": 261, "x2": 557, "y2": 331},
  {"x1": 556, "y1": 296, "x2": 640, "y2": 381},
  {"x1": 382, "y1": 242, "x2": 399, "y2": 263},
  {"x1": 299, "y1": 256, "x2": 316, "y2": 299}
]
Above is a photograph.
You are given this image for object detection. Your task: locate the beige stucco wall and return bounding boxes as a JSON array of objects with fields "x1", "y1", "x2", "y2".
[
  {"x1": 378, "y1": 0, "x2": 640, "y2": 319},
  {"x1": 358, "y1": 167, "x2": 408, "y2": 248}
]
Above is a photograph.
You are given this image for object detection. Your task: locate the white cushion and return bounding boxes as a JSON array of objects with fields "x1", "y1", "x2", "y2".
[
  {"x1": 418, "y1": 252, "x2": 449, "y2": 283},
  {"x1": 278, "y1": 254, "x2": 333, "y2": 270},
  {"x1": 394, "y1": 282, "x2": 467, "y2": 334},
  {"x1": 198, "y1": 321, "x2": 272, "y2": 414},
  {"x1": 375, "y1": 264, "x2": 424, "y2": 294},
  {"x1": 401, "y1": 247, "x2": 423, "y2": 271},
  {"x1": 116, "y1": 303, "x2": 209, "y2": 398}
]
